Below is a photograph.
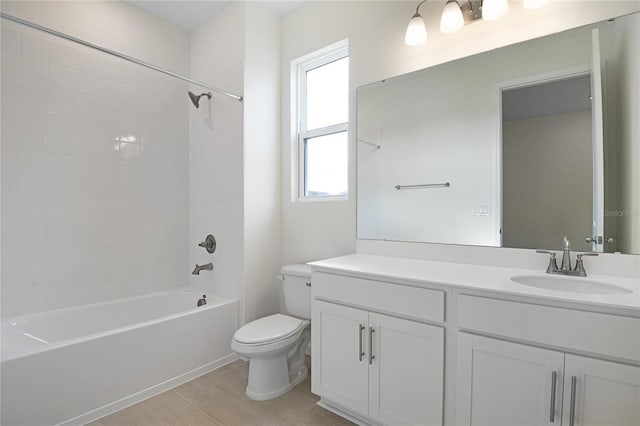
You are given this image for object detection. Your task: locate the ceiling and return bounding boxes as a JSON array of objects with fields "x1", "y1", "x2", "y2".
[
  {"x1": 126, "y1": 1, "x2": 308, "y2": 31},
  {"x1": 502, "y1": 75, "x2": 592, "y2": 122}
]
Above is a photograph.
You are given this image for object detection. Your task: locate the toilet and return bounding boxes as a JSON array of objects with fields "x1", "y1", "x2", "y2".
[{"x1": 231, "y1": 264, "x2": 312, "y2": 401}]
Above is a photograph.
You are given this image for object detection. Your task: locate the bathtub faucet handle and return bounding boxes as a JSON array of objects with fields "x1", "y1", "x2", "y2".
[{"x1": 198, "y1": 235, "x2": 217, "y2": 254}]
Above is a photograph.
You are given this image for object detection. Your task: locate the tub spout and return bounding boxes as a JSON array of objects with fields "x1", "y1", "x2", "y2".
[{"x1": 192, "y1": 263, "x2": 213, "y2": 275}]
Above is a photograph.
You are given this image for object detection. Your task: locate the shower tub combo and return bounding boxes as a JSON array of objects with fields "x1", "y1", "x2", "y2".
[{"x1": 1, "y1": 290, "x2": 238, "y2": 426}]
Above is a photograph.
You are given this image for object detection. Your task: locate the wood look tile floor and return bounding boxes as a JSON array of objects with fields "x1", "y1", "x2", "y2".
[{"x1": 88, "y1": 357, "x2": 354, "y2": 426}]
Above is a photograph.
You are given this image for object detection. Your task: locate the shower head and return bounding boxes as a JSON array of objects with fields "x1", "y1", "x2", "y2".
[{"x1": 188, "y1": 91, "x2": 212, "y2": 108}]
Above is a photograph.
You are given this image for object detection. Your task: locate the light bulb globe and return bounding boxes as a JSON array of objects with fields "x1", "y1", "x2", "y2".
[
  {"x1": 405, "y1": 14, "x2": 427, "y2": 46},
  {"x1": 440, "y1": 0, "x2": 464, "y2": 34},
  {"x1": 482, "y1": 0, "x2": 509, "y2": 21}
]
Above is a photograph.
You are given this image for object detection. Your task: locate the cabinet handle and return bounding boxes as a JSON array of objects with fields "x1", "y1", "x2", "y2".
[
  {"x1": 358, "y1": 324, "x2": 365, "y2": 362},
  {"x1": 369, "y1": 327, "x2": 375, "y2": 365},
  {"x1": 549, "y1": 371, "x2": 557, "y2": 422},
  {"x1": 569, "y1": 375, "x2": 577, "y2": 426}
]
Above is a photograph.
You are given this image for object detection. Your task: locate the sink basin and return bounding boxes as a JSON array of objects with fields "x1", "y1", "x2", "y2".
[{"x1": 511, "y1": 275, "x2": 632, "y2": 295}]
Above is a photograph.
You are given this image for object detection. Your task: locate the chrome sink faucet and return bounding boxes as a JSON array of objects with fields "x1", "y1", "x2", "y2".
[{"x1": 536, "y1": 237, "x2": 598, "y2": 277}]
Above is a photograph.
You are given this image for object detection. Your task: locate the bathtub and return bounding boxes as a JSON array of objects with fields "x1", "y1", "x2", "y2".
[{"x1": 1, "y1": 290, "x2": 238, "y2": 426}]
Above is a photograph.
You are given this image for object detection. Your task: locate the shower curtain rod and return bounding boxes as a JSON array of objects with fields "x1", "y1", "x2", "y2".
[{"x1": 0, "y1": 12, "x2": 243, "y2": 102}]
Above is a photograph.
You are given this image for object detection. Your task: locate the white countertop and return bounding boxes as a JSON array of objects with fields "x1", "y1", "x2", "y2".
[{"x1": 309, "y1": 254, "x2": 640, "y2": 313}]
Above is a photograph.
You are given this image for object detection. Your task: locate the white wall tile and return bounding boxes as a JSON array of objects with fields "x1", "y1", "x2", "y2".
[
  {"x1": 18, "y1": 174, "x2": 47, "y2": 198},
  {"x1": 46, "y1": 111, "x2": 75, "y2": 135},
  {"x1": 46, "y1": 132, "x2": 74, "y2": 154},
  {"x1": 2, "y1": 22, "x2": 189, "y2": 317},
  {"x1": 72, "y1": 177, "x2": 97, "y2": 198},
  {"x1": 72, "y1": 153, "x2": 97, "y2": 178},
  {"x1": 46, "y1": 152, "x2": 73, "y2": 176},
  {"x1": 74, "y1": 70, "x2": 100, "y2": 96},
  {"x1": 17, "y1": 149, "x2": 47, "y2": 174},
  {"x1": 2, "y1": 197, "x2": 20, "y2": 222},
  {"x1": 47, "y1": 86, "x2": 75, "y2": 114},
  {"x1": 17, "y1": 198, "x2": 46, "y2": 221},
  {"x1": 19, "y1": 80, "x2": 46, "y2": 106},
  {"x1": 19, "y1": 218, "x2": 46, "y2": 243},
  {"x1": 48, "y1": 41, "x2": 77, "y2": 68},
  {"x1": 97, "y1": 179, "x2": 119, "y2": 200},
  {"x1": 1, "y1": 26, "x2": 21, "y2": 54},
  {"x1": 73, "y1": 219, "x2": 98, "y2": 241},
  {"x1": 95, "y1": 159, "x2": 120, "y2": 180},
  {"x1": 48, "y1": 64, "x2": 75, "y2": 90},
  {"x1": 1, "y1": 148, "x2": 17, "y2": 175},
  {"x1": 47, "y1": 176, "x2": 74, "y2": 199},
  {"x1": 1, "y1": 168, "x2": 19, "y2": 198},
  {"x1": 73, "y1": 199, "x2": 97, "y2": 219},
  {"x1": 1, "y1": 221, "x2": 18, "y2": 246},
  {"x1": 19, "y1": 55, "x2": 48, "y2": 85},
  {"x1": 1, "y1": 52, "x2": 20, "y2": 81},
  {"x1": 118, "y1": 141, "x2": 140, "y2": 160},
  {"x1": 20, "y1": 32, "x2": 48, "y2": 59},
  {"x1": 46, "y1": 220, "x2": 74, "y2": 242},
  {"x1": 46, "y1": 198, "x2": 74, "y2": 220}
]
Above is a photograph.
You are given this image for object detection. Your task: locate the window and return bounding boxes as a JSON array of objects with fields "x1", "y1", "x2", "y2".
[{"x1": 295, "y1": 42, "x2": 349, "y2": 200}]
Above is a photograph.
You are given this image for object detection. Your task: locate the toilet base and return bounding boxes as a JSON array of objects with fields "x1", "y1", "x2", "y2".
[
  {"x1": 241, "y1": 326, "x2": 310, "y2": 401},
  {"x1": 245, "y1": 362, "x2": 308, "y2": 401}
]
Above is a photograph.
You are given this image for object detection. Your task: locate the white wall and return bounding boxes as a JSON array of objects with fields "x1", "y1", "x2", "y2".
[
  {"x1": 243, "y1": 3, "x2": 282, "y2": 322},
  {"x1": 189, "y1": 2, "x2": 281, "y2": 324},
  {"x1": 0, "y1": 1, "x2": 190, "y2": 75},
  {"x1": 189, "y1": 1, "x2": 245, "y2": 312},
  {"x1": 1, "y1": 1, "x2": 191, "y2": 317},
  {"x1": 503, "y1": 110, "x2": 593, "y2": 251},
  {"x1": 280, "y1": 0, "x2": 640, "y2": 265}
]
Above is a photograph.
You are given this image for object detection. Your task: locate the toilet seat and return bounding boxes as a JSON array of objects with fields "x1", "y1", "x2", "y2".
[{"x1": 233, "y1": 314, "x2": 307, "y2": 346}]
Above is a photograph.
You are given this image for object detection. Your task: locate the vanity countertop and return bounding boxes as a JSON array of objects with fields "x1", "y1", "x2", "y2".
[{"x1": 309, "y1": 254, "x2": 640, "y2": 313}]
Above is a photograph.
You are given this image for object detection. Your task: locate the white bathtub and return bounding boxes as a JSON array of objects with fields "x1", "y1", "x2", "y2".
[{"x1": 1, "y1": 290, "x2": 238, "y2": 426}]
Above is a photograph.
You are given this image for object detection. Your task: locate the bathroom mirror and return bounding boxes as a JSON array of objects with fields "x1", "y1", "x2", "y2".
[{"x1": 357, "y1": 12, "x2": 639, "y2": 255}]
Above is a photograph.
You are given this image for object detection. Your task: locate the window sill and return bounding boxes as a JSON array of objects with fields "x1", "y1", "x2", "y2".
[{"x1": 295, "y1": 195, "x2": 349, "y2": 203}]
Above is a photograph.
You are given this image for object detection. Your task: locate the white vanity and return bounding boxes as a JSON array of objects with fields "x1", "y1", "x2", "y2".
[{"x1": 309, "y1": 254, "x2": 640, "y2": 426}]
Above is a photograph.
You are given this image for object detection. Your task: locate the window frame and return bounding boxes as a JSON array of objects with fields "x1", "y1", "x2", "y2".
[{"x1": 295, "y1": 42, "x2": 349, "y2": 201}]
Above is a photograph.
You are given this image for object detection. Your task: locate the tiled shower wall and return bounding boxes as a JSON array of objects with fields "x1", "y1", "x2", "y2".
[{"x1": 1, "y1": 23, "x2": 190, "y2": 318}]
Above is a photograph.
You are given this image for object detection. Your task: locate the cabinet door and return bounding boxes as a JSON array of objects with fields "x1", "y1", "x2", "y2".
[
  {"x1": 456, "y1": 333, "x2": 565, "y2": 426},
  {"x1": 311, "y1": 300, "x2": 369, "y2": 416},
  {"x1": 562, "y1": 354, "x2": 640, "y2": 426},
  {"x1": 368, "y1": 313, "x2": 444, "y2": 426}
]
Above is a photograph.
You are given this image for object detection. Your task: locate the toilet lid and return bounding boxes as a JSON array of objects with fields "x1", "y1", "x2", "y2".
[{"x1": 234, "y1": 314, "x2": 304, "y2": 344}]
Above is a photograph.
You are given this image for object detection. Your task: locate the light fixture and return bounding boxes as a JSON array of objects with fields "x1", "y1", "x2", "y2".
[
  {"x1": 406, "y1": 0, "x2": 548, "y2": 46},
  {"x1": 440, "y1": 0, "x2": 464, "y2": 34},
  {"x1": 404, "y1": 0, "x2": 428, "y2": 46},
  {"x1": 523, "y1": 0, "x2": 551, "y2": 9},
  {"x1": 481, "y1": 0, "x2": 509, "y2": 21}
]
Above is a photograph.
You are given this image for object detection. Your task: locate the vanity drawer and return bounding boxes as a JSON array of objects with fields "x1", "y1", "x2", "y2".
[
  {"x1": 312, "y1": 272, "x2": 444, "y2": 323},
  {"x1": 458, "y1": 295, "x2": 640, "y2": 362}
]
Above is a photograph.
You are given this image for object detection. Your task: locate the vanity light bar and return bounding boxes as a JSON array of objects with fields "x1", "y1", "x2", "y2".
[
  {"x1": 405, "y1": 0, "x2": 550, "y2": 46},
  {"x1": 395, "y1": 183, "x2": 451, "y2": 190}
]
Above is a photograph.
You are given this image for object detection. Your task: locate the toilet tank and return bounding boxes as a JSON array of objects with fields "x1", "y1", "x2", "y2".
[{"x1": 280, "y1": 264, "x2": 312, "y2": 319}]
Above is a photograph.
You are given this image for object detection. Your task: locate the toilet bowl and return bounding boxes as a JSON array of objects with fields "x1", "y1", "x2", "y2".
[{"x1": 231, "y1": 265, "x2": 312, "y2": 400}]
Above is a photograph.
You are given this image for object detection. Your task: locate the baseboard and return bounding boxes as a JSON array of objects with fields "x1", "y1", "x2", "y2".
[
  {"x1": 57, "y1": 353, "x2": 239, "y2": 426},
  {"x1": 317, "y1": 399, "x2": 381, "y2": 426}
]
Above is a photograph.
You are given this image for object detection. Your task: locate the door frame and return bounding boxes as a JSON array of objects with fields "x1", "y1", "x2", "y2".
[{"x1": 494, "y1": 64, "x2": 592, "y2": 249}]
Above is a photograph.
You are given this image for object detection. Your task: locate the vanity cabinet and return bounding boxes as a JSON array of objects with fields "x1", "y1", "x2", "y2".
[
  {"x1": 309, "y1": 260, "x2": 639, "y2": 426},
  {"x1": 456, "y1": 334, "x2": 640, "y2": 426},
  {"x1": 561, "y1": 354, "x2": 640, "y2": 426},
  {"x1": 313, "y1": 299, "x2": 444, "y2": 426},
  {"x1": 456, "y1": 333, "x2": 564, "y2": 426}
]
